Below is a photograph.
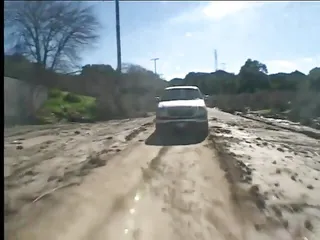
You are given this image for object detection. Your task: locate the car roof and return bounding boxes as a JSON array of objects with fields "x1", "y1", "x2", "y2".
[{"x1": 165, "y1": 86, "x2": 199, "y2": 90}]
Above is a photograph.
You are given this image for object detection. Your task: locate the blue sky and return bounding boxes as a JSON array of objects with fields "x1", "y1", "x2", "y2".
[{"x1": 84, "y1": 1, "x2": 320, "y2": 80}]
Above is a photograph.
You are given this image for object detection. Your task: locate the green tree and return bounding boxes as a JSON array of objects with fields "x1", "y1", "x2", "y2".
[
  {"x1": 238, "y1": 59, "x2": 270, "y2": 93},
  {"x1": 309, "y1": 67, "x2": 320, "y2": 91}
]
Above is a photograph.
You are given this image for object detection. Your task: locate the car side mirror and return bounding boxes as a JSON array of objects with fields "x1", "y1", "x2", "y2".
[
  {"x1": 204, "y1": 95, "x2": 209, "y2": 100},
  {"x1": 155, "y1": 96, "x2": 161, "y2": 102}
]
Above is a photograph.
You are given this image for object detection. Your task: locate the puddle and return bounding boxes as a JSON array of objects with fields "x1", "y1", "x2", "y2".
[
  {"x1": 106, "y1": 180, "x2": 169, "y2": 239},
  {"x1": 121, "y1": 185, "x2": 147, "y2": 237}
]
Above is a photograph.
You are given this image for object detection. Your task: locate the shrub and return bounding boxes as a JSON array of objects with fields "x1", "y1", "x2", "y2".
[
  {"x1": 287, "y1": 91, "x2": 320, "y2": 123},
  {"x1": 48, "y1": 88, "x2": 63, "y2": 98},
  {"x1": 272, "y1": 101, "x2": 289, "y2": 112},
  {"x1": 63, "y1": 93, "x2": 81, "y2": 103}
]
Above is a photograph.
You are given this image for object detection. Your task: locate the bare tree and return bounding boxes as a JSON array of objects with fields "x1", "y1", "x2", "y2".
[{"x1": 4, "y1": 1, "x2": 100, "y2": 72}]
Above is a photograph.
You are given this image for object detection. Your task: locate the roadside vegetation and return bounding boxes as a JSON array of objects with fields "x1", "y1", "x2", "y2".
[{"x1": 36, "y1": 89, "x2": 97, "y2": 124}]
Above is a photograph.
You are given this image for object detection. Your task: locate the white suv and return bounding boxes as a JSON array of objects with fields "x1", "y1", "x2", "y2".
[{"x1": 155, "y1": 86, "x2": 209, "y2": 137}]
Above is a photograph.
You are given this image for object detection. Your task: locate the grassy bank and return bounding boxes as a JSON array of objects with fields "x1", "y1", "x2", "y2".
[{"x1": 36, "y1": 89, "x2": 97, "y2": 124}]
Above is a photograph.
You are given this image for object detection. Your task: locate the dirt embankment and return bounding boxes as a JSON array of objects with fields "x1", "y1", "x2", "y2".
[{"x1": 4, "y1": 109, "x2": 320, "y2": 240}]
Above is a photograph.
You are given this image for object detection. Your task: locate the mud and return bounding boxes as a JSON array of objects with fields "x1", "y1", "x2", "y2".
[
  {"x1": 209, "y1": 109, "x2": 320, "y2": 239},
  {"x1": 4, "y1": 109, "x2": 320, "y2": 240}
]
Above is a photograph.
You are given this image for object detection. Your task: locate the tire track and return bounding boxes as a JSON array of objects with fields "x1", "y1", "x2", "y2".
[
  {"x1": 84, "y1": 145, "x2": 171, "y2": 240},
  {"x1": 238, "y1": 113, "x2": 320, "y2": 140}
]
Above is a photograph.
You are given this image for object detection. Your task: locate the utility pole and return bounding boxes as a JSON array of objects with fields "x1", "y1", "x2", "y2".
[
  {"x1": 115, "y1": 0, "x2": 122, "y2": 73},
  {"x1": 113, "y1": 0, "x2": 124, "y2": 116},
  {"x1": 151, "y1": 58, "x2": 159, "y2": 74},
  {"x1": 214, "y1": 49, "x2": 218, "y2": 72}
]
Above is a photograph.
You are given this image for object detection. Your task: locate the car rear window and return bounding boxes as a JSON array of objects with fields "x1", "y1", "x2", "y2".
[{"x1": 161, "y1": 88, "x2": 202, "y2": 101}]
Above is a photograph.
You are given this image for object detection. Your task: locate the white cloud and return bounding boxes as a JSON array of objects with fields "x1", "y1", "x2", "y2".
[
  {"x1": 202, "y1": 1, "x2": 260, "y2": 20},
  {"x1": 266, "y1": 56, "x2": 320, "y2": 74},
  {"x1": 163, "y1": 66, "x2": 215, "y2": 81},
  {"x1": 301, "y1": 57, "x2": 314, "y2": 63},
  {"x1": 164, "y1": 72, "x2": 186, "y2": 80},
  {"x1": 169, "y1": 1, "x2": 263, "y2": 24},
  {"x1": 185, "y1": 32, "x2": 192, "y2": 37},
  {"x1": 267, "y1": 60, "x2": 298, "y2": 72}
]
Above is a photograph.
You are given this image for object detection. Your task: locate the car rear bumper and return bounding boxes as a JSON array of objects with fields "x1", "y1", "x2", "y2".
[
  {"x1": 156, "y1": 118, "x2": 208, "y2": 131},
  {"x1": 156, "y1": 118, "x2": 207, "y2": 124}
]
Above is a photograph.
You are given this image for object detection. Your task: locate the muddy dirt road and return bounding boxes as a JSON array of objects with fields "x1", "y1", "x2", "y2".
[{"x1": 4, "y1": 109, "x2": 320, "y2": 240}]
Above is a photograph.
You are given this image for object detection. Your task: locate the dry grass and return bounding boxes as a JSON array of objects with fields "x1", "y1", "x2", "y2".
[
  {"x1": 207, "y1": 91, "x2": 295, "y2": 113},
  {"x1": 207, "y1": 91, "x2": 320, "y2": 129}
]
